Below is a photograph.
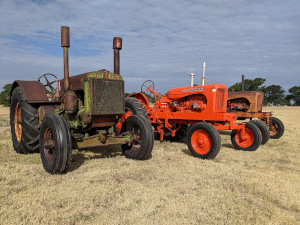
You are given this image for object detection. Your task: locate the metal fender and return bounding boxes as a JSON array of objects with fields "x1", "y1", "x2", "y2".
[
  {"x1": 128, "y1": 92, "x2": 150, "y2": 110},
  {"x1": 11, "y1": 80, "x2": 49, "y2": 103}
]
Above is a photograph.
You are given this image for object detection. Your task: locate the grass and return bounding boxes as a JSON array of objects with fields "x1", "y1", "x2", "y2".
[{"x1": 0, "y1": 105, "x2": 300, "y2": 224}]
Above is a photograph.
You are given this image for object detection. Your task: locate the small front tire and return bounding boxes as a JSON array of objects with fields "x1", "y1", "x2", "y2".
[
  {"x1": 121, "y1": 115, "x2": 154, "y2": 160},
  {"x1": 269, "y1": 117, "x2": 284, "y2": 139},
  {"x1": 231, "y1": 122, "x2": 262, "y2": 151},
  {"x1": 250, "y1": 120, "x2": 270, "y2": 145},
  {"x1": 39, "y1": 114, "x2": 72, "y2": 174},
  {"x1": 187, "y1": 123, "x2": 221, "y2": 159}
]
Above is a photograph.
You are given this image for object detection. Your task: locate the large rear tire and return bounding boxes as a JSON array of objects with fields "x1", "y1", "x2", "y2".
[
  {"x1": 187, "y1": 123, "x2": 221, "y2": 159},
  {"x1": 10, "y1": 87, "x2": 40, "y2": 154},
  {"x1": 250, "y1": 120, "x2": 270, "y2": 145},
  {"x1": 124, "y1": 97, "x2": 148, "y2": 118},
  {"x1": 39, "y1": 114, "x2": 72, "y2": 174},
  {"x1": 121, "y1": 115, "x2": 154, "y2": 160},
  {"x1": 269, "y1": 117, "x2": 284, "y2": 139},
  {"x1": 231, "y1": 122, "x2": 262, "y2": 151}
]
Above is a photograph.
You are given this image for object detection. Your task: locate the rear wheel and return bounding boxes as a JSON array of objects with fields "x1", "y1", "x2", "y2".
[
  {"x1": 10, "y1": 87, "x2": 40, "y2": 154},
  {"x1": 124, "y1": 97, "x2": 148, "y2": 118},
  {"x1": 269, "y1": 117, "x2": 284, "y2": 139},
  {"x1": 231, "y1": 122, "x2": 262, "y2": 151},
  {"x1": 250, "y1": 120, "x2": 270, "y2": 145},
  {"x1": 121, "y1": 115, "x2": 154, "y2": 160},
  {"x1": 187, "y1": 123, "x2": 221, "y2": 159},
  {"x1": 39, "y1": 114, "x2": 72, "y2": 174}
]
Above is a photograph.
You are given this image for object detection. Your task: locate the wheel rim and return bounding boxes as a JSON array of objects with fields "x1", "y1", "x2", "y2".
[
  {"x1": 270, "y1": 122, "x2": 279, "y2": 136},
  {"x1": 235, "y1": 128, "x2": 254, "y2": 148},
  {"x1": 14, "y1": 102, "x2": 22, "y2": 142},
  {"x1": 191, "y1": 130, "x2": 211, "y2": 155},
  {"x1": 127, "y1": 125, "x2": 142, "y2": 153},
  {"x1": 43, "y1": 127, "x2": 55, "y2": 164}
]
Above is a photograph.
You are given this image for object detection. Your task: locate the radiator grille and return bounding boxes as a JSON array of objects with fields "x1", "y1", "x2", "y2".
[
  {"x1": 91, "y1": 79, "x2": 124, "y2": 115},
  {"x1": 215, "y1": 88, "x2": 225, "y2": 111}
]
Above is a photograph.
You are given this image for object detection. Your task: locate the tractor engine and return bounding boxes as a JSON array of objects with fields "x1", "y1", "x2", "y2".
[
  {"x1": 170, "y1": 95, "x2": 207, "y2": 112},
  {"x1": 227, "y1": 98, "x2": 250, "y2": 112}
]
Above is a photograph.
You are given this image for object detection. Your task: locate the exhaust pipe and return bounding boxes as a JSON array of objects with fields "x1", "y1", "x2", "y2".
[
  {"x1": 201, "y1": 62, "x2": 206, "y2": 86},
  {"x1": 61, "y1": 26, "x2": 70, "y2": 90},
  {"x1": 241, "y1": 74, "x2": 245, "y2": 91},
  {"x1": 190, "y1": 73, "x2": 195, "y2": 87},
  {"x1": 113, "y1": 37, "x2": 122, "y2": 74}
]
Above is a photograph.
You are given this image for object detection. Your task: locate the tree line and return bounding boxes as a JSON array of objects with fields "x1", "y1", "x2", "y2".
[
  {"x1": 229, "y1": 78, "x2": 300, "y2": 106},
  {"x1": 1, "y1": 79, "x2": 300, "y2": 106}
]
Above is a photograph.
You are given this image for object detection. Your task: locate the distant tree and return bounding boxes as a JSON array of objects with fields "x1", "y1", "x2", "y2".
[
  {"x1": 229, "y1": 78, "x2": 266, "y2": 92},
  {"x1": 261, "y1": 85, "x2": 285, "y2": 105},
  {"x1": 286, "y1": 86, "x2": 300, "y2": 106},
  {"x1": 0, "y1": 83, "x2": 13, "y2": 107}
]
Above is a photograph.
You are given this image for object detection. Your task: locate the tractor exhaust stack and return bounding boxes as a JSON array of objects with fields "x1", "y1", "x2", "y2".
[
  {"x1": 190, "y1": 73, "x2": 195, "y2": 87},
  {"x1": 113, "y1": 37, "x2": 122, "y2": 74},
  {"x1": 201, "y1": 62, "x2": 206, "y2": 86},
  {"x1": 241, "y1": 74, "x2": 245, "y2": 91},
  {"x1": 61, "y1": 26, "x2": 70, "y2": 90}
]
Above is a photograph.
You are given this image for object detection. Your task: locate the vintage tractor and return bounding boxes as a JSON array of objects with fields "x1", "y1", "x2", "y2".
[
  {"x1": 227, "y1": 75, "x2": 284, "y2": 141},
  {"x1": 10, "y1": 26, "x2": 154, "y2": 174},
  {"x1": 116, "y1": 79, "x2": 262, "y2": 160}
]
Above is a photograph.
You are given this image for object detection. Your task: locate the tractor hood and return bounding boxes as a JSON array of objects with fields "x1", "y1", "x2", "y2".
[{"x1": 166, "y1": 84, "x2": 227, "y2": 101}]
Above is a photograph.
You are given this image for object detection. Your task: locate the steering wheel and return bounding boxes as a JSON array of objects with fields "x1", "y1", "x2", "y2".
[
  {"x1": 38, "y1": 73, "x2": 58, "y2": 95},
  {"x1": 141, "y1": 80, "x2": 155, "y2": 96}
]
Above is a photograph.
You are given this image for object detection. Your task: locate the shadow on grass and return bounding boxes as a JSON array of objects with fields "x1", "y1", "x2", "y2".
[
  {"x1": 68, "y1": 146, "x2": 122, "y2": 172},
  {"x1": 181, "y1": 148, "x2": 193, "y2": 156}
]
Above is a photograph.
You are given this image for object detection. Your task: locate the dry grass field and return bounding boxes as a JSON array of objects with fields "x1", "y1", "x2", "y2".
[{"x1": 0, "y1": 105, "x2": 299, "y2": 224}]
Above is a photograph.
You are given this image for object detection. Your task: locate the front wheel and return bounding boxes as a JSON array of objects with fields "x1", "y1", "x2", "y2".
[
  {"x1": 187, "y1": 123, "x2": 221, "y2": 159},
  {"x1": 231, "y1": 122, "x2": 262, "y2": 151},
  {"x1": 121, "y1": 115, "x2": 154, "y2": 160},
  {"x1": 250, "y1": 120, "x2": 270, "y2": 145},
  {"x1": 269, "y1": 117, "x2": 284, "y2": 139},
  {"x1": 39, "y1": 114, "x2": 72, "y2": 174}
]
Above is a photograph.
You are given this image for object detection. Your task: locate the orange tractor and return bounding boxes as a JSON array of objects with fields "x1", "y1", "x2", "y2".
[{"x1": 117, "y1": 80, "x2": 262, "y2": 159}]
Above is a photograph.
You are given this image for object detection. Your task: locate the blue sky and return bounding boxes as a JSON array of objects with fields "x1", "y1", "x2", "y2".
[{"x1": 0, "y1": 0, "x2": 299, "y2": 94}]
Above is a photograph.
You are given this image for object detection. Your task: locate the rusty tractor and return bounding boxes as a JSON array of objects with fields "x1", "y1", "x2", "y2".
[
  {"x1": 10, "y1": 26, "x2": 154, "y2": 174},
  {"x1": 227, "y1": 75, "x2": 284, "y2": 141},
  {"x1": 116, "y1": 79, "x2": 263, "y2": 160}
]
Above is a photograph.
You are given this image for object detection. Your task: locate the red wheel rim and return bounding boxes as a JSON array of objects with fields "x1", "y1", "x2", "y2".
[
  {"x1": 43, "y1": 128, "x2": 55, "y2": 164},
  {"x1": 235, "y1": 128, "x2": 254, "y2": 148},
  {"x1": 191, "y1": 130, "x2": 211, "y2": 155}
]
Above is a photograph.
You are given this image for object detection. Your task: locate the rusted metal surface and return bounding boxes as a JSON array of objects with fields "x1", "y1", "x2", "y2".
[
  {"x1": 113, "y1": 37, "x2": 122, "y2": 74},
  {"x1": 12, "y1": 81, "x2": 48, "y2": 103},
  {"x1": 43, "y1": 127, "x2": 55, "y2": 164},
  {"x1": 234, "y1": 111, "x2": 272, "y2": 120},
  {"x1": 38, "y1": 105, "x2": 55, "y2": 124},
  {"x1": 90, "y1": 78, "x2": 124, "y2": 116},
  {"x1": 74, "y1": 133, "x2": 130, "y2": 149},
  {"x1": 61, "y1": 26, "x2": 70, "y2": 90},
  {"x1": 228, "y1": 91, "x2": 264, "y2": 112},
  {"x1": 64, "y1": 90, "x2": 78, "y2": 114}
]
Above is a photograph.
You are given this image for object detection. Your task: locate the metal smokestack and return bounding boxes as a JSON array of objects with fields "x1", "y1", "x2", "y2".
[
  {"x1": 61, "y1": 26, "x2": 70, "y2": 90},
  {"x1": 201, "y1": 62, "x2": 206, "y2": 86},
  {"x1": 113, "y1": 37, "x2": 122, "y2": 74},
  {"x1": 190, "y1": 73, "x2": 195, "y2": 87},
  {"x1": 241, "y1": 74, "x2": 245, "y2": 91}
]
